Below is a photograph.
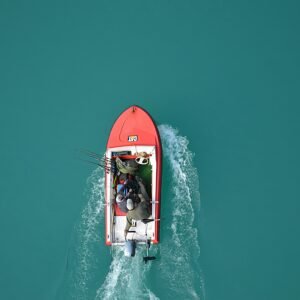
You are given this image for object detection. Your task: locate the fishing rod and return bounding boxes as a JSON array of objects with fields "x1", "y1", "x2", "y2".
[
  {"x1": 79, "y1": 150, "x2": 114, "y2": 170},
  {"x1": 80, "y1": 149, "x2": 111, "y2": 161},
  {"x1": 78, "y1": 158, "x2": 111, "y2": 172},
  {"x1": 78, "y1": 149, "x2": 115, "y2": 173},
  {"x1": 80, "y1": 149, "x2": 111, "y2": 163}
]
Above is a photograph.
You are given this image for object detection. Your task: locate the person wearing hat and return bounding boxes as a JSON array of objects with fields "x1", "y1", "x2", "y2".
[
  {"x1": 116, "y1": 193, "x2": 128, "y2": 213},
  {"x1": 116, "y1": 174, "x2": 141, "y2": 213},
  {"x1": 118, "y1": 176, "x2": 140, "y2": 196},
  {"x1": 116, "y1": 182, "x2": 142, "y2": 210},
  {"x1": 124, "y1": 192, "x2": 151, "y2": 238}
]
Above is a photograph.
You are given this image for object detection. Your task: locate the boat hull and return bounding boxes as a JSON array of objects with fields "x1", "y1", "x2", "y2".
[{"x1": 105, "y1": 106, "x2": 162, "y2": 245}]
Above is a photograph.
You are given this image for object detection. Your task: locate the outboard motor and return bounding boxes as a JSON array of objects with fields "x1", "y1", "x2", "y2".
[{"x1": 124, "y1": 240, "x2": 136, "y2": 257}]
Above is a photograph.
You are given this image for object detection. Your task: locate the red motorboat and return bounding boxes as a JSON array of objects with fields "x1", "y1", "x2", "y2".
[{"x1": 104, "y1": 106, "x2": 162, "y2": 260}]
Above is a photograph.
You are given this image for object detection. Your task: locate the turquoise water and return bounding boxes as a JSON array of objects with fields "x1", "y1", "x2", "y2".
[{"x1": 1, "y1": 1, "x2": 299, "y2": 299}]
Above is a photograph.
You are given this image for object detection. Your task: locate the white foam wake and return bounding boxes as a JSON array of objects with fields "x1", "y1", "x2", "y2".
[
  {"x1": 158, "y1": 124, "x2": 203, "y2": 299},
  {"x1": 96, "y1": 246, "x2": 157, "y2": 300},
  {"x1": 76, "y1": 168, "x2": 105, "y2": 294},
  {"x1": 62, "y1": 167, "x2": 105, "y2": 300}
]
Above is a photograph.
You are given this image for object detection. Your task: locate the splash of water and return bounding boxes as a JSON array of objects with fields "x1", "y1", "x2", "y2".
[
  {"x1": 158, "y1": 124, "x2": 203, "y2": 299},
  {"x1": 59, "y1": 167, "x2": 105, "y2": 300},
  {"x1": 76, "y1": 168, "x2": 105, "y2": 295},
  {"x1": 96, "y1": 246, "x2": 157, "y2": 300}
]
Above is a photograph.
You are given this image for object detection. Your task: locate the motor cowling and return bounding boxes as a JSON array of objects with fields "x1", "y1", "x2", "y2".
[{"x1": 124, "y1": 240, "x2": 136, "y2": 257}]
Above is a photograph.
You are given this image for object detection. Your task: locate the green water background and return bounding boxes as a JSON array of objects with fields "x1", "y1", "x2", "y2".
[{"x1": 1, "y1": 1, "x2": 299, "y2": 299}]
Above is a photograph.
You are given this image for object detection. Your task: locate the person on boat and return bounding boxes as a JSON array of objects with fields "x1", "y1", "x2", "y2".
[
  {"x1": 116, "y1": 194, "x2": 128, "y2": 213},
  {"x1": 116, "y1": 189, "x2": 141, "y2": 213},
  {"x1": 115, "y1": 174, "x2": 141, "y2": 213},
  {"x1": 118, "y1": 175, "x2": 140, "y2": 196},
  {"x1": 116, "y1": 157, "x2": 139, "y2": 175},
  {"x1": 124, "y1": 178, "x2": 151, "y2": 239}
]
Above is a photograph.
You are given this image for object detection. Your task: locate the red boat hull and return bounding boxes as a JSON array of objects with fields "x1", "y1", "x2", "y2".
[{"x1": 105, "y1": 106, "x2": 162, "y2": 245}]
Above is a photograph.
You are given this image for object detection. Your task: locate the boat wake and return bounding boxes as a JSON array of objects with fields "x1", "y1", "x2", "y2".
[
  {"x1": 74, "y1": 169, "x2": 105, "y2": 297},
  {"x1": 157, "y1": 124, "x2": 204, "y2": 299},
  {"x1": 59, "y1": 124, "x2": 204, "y2": 299},
  {"x1": 96, "y1": 124, "x2": 204, "y2": 300},
  {"x1": 57, "y1": 168, "x2": 106, "y2": 300},
  {"x1": 95, "y1": 246, "x2": 158, "y2": 299}
]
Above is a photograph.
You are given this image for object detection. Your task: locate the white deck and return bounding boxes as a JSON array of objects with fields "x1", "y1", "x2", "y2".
[
  {"x1": 112, "y1": 218, "x2": 155, "y2": 245},
  {"x1": 105, "y1": 146, "x2": 157, "y2": 245}
]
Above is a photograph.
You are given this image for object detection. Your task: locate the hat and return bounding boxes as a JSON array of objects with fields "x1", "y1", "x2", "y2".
[
  {"x1": 116, "y1": 194, "x2": 124, "y2": 203},
  {"x1": 126, "y1": 198, "x2": 134, "y2": 210}
]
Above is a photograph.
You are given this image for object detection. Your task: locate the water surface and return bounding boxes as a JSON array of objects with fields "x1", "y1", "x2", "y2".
[{"x1": 1, "y1": 1, "x2": 299, "y2": 299}]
